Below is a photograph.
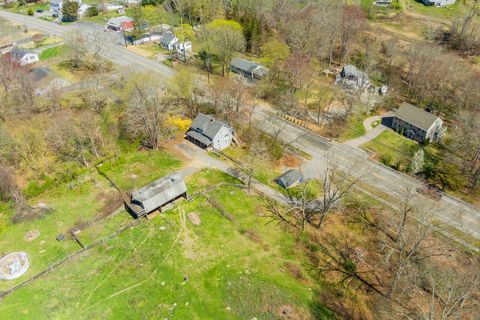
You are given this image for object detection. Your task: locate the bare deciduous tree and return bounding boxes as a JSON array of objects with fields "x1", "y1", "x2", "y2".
[
  {"x1": 78, "y1": 75, "x2": 109, "y2": 115},
  {"x1": 339, "y1": 5, "x2": 366, "y2": 64},
  {"x1": 266, "y1": 160, "x2": 359, "y2": 230},
  {"x1": 417, "y1": 265, "x2": 480, "y2": 320},
  {"x1": 126, "y1": 83, "x2": 172, "y2": 149},
  {"x1": 168, "y1": 67, "x2": 198, "y2": 118},
  {"x1": 47, "y1": 112, "x2": 105, "y2": 167}
]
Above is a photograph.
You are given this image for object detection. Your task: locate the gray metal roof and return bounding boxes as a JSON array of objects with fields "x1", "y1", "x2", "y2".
[
  {"x1": 186, "y1": 130, "x2": 212, "y2": 146},
  {"x1": 28, "y1": 67, "x2": 51, "y2": 83},
  {"x1": 161, "y1": 32, "x2": 177, "y2": 45},
  {"x1": 189, "y1": 113, "x2": 227, "y2": 140},
  {"x1": 10, "y1": 47, "x2": 29, "y2": 59},
  {"x1": 275, "y1": 169, "x2": 303, "y2": 189},
  {"x1": 342, "y1": 65, "x2": 367, "y2": 79},
  {"x1": 253, "y1": 66, "x2": 270, "y2": 78},
  {"x1": 230, "y1": 58, "x2": 258, "y2": 73},
  {"x1": 131, "y1": 174, "x2": 187, "y2": 214},
  {"x1": 394, "y1": 102, "x2": 440, "y2": 131}
]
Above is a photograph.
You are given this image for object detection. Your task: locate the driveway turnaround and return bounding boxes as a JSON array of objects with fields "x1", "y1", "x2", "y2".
[{"x1": 344, "y1": 116, "x2": 388, "y2": 147}]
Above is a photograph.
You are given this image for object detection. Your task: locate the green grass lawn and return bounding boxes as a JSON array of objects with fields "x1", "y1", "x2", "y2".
[
  {"x1": 39, "y1": 44, "x2": 69, "y2": 61},
  {"x1": 405, "y1": 0, "x2": 464, "y2": 19},
  {"x1": 0, "y1": 150, "x2": 181, "y2": 291},
  {"x1": 5, "y1": 3, "x2": 49, "y2": 14},
  {"x1": 0, "y1": 169, "x2": 332, "y2": 319},
  {"x1": 99, "y1": 150, "x2": 182, "y2": 192},
  {"x1": 219, "y1": 146, "x2": 283, "y2": 191},
  {"x1": 360, "y1": 129, "x2": 420, "y2": 168},
  {"x1": 337, "y1": 115, "x2": 367, "y2": 142}
]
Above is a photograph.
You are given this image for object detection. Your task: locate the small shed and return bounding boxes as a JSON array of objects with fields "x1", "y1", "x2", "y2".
[
  {"x1": 275, "y1": 169, "x2": 303, "y2": 189},
  {"x1": 126, "y1": 174, "x2": 187, "y2": 218}
]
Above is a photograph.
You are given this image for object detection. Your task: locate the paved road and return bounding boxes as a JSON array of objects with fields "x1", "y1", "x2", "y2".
[
  {"x1": 0, "y1": 11, "x2": 174, "y2": 79},
  {"x1": 252, "y1": 109, "x2": 480, "y2": 242},
  {"x1": 2, "y1": 11, "x2": 479, "y2": 243}
]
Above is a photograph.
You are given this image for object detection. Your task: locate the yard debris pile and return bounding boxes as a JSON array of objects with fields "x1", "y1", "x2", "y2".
[
  {"x1": 12, "y1": 203, "x2": 53, "y2": 224},
  {"x1": 24, "y1": 230, "x2": 40, "y2": 241}
]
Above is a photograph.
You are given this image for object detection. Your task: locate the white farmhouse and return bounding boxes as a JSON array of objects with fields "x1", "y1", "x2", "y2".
[
  {"x1": 10, "y1": 48, "x2": 39, "y2": 66},
  {"x1": 160, "y1": 32, "x2": 178, "y2": 51},
  {"x1": 421, "y1": 0, "x2": 456, "y2": 7},
  {"x1": 186, "y1": 113, "x2": 234, "y2": 150}
]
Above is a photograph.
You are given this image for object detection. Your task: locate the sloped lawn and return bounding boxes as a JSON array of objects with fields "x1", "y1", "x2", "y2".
[{"x1": 0, "y1": 169, "x2": 332, "y2": 319}]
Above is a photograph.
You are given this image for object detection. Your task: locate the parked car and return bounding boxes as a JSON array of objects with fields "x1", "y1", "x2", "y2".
[{"x1": 417, "y1": 184, "x2": 442, "y2": 201}]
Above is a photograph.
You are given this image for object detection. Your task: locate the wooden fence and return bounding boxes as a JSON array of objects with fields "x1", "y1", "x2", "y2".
[{"x1": 0, "y1": 218, "x2": 145, "y2": 299}]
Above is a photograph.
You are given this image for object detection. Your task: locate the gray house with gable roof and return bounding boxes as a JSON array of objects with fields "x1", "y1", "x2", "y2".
[
  {"x1": 382, "y1": 102, "x2": 446, "y2": 143},
  {"x1": 275, "y1": 169, "x2": 304, "y2": 189},
  {"x1": 230, "y1": 58, "x2": 269, "y2": 80},
  {"x1": 186, "y1": 113, "x2": 234, "y2": 150},
  {"x1": 335, "y1": 65, "x2": 369, "y2": 91}
]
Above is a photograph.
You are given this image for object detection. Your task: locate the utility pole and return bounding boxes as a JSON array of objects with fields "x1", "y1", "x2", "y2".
[{"x1": 122, "y1": 28, "x2": 127, "y2": 47}]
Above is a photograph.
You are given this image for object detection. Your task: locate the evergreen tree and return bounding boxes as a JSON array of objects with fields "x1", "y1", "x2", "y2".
[{"x1": 62, "y1": 0, "x2": 79, "y2": 22}]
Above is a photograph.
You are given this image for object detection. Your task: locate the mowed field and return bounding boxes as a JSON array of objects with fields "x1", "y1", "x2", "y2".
[{"x1": 0, "y1": 168, "x2": 330, "y2": 319}]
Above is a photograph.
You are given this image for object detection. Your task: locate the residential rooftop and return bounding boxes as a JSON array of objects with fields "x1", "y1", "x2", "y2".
[{"x1": 394, "y1": 102, "x2": 440, "y2": 131}]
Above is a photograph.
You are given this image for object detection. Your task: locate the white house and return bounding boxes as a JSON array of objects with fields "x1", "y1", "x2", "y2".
[
  {"x1": 186, "y1": 113, "x2": 234, "y2": 150},
  {"x1": 160, "y1": 32, "x2": 178, "y2": 51},
  {"x1": 120, "y1": 0, "x2": 140, "y2": 7},
  {"x1": 50, "y1": 0, "x2": 82, "y2": 14},
  {"x1": 10, "y1": 48, "x2": 39, "y2": 66},
  {"x1": 421, "y1": 0, "x2": 456, "y2": 6},
  {"x1": 175, "y1": 41, "x2": 192, "y2": 54}
]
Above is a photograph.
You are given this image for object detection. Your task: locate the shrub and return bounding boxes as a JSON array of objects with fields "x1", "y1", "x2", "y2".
[
  {"x1": 391, "y1": 0, "x2": 402, "y2": 10},
  {"x1": 27, "y1": 8, "x2": 34, "y2": 16},
  {"x1": 85, "y1": 6, "x2": 98, "y2": 17},
  {"x1": 380, "y1": 154, "x2": 392, "y2": 167}
]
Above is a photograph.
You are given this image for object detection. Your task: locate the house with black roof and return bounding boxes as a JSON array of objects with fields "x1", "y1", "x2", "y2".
[
  {"x1": 335, "y1": 64, "x2": 369, "y2": 91},
  {"x1": 230, "y1": 58, "x2": 269, "y2": 80},
  {"x1": 186, "y1": 113, "x2": 234, "y2": 150}
]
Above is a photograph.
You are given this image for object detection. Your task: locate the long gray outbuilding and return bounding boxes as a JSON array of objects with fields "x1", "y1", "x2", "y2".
[{"x1": 125, "y1": 174, "x2": 187, "y2": 218}]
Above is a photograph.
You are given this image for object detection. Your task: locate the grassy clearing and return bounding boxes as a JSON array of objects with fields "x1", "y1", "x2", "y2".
[
  {"x1": 337, "y1": 114, "x2": 367, "y2": 142},
  {"x1": 360, "y1": 129, "x2": 419, "y2": 167},
  {"x1": 6, "y1": 3, "x2": 49, "y2": 15},
  {"x1": 0, "y1": 150, "x2": 181, "y2": 291},
  {"x1": 99, "y1": 150, "x2": 182, "y2": 192},
  {"x1": 404, "y1": 0, "x2": 463, "y2": 19},
  {"x1": 39, "y1": 44, "x2": 69, "y2": 61},
  {"x1": 125, "y1": 43, "x2": 166, "y2": 59},
  {"x1": 0, "y1": 169, "x2": 331, "y2": 319},
  {"x1": 220, "y1": 146, "x2": 284, "y2": 191}
]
